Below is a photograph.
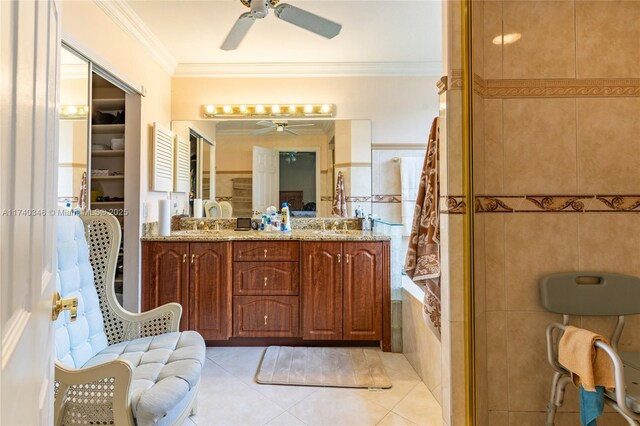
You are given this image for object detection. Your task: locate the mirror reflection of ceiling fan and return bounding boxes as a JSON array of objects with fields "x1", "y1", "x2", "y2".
[
  {"x1": 221, "y1": 0, "x2": 342, "y2": 51},
  {"x1": 250, "y1": 120, "x2": 315, "y2": 136}
]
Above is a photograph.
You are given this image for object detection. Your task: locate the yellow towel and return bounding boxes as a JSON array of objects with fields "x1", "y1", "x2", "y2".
[{"x1": 558, "y1": 326, "x2": 615, "y2": 392}]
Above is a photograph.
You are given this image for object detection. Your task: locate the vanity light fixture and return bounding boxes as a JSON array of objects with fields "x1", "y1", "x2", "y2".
[
  {"x1": 59, "y1": 105, "x2": 89, "y2": 119},
  {"x1": 202, "y1": 103, "x2": 335, "y2": 118}
]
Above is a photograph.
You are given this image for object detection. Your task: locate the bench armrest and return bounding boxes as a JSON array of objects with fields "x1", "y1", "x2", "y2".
[
  {"x1": 54, "y1": 360, "x2": 134, "y2": 426},
  {"x1": 118, "y1": 302, "x2": 183, "y2": 340}
]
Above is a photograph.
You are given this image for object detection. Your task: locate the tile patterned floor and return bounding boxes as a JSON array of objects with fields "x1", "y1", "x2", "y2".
[{"x1": 186, "y1": 347, "x2": 443, "y2": 426}]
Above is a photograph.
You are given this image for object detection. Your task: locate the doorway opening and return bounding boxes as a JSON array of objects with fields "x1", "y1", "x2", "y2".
[{"x1": 279, "y1": 151, "x2": 317, "y2": 217}]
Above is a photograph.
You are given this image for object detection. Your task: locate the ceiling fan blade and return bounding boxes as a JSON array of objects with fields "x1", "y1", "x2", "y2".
[
  {"x1": 284, "y1": 128, "x2": 299, "y2": 135},
  {"x1": 274, "y1": 4, "x2": 342, "y2": 39},
  {"x1": 221, "y1": 12, "x2": 256, "y2": 51},
  {"x1": 255, "y1": 120, "x2": 276, "y2": 127},
  {"x1": 286, "y1": 124, "x2": 315, "y2": 128},
  {"x1": 250, "y1": 127, "x2": 274, "y2": 135}
]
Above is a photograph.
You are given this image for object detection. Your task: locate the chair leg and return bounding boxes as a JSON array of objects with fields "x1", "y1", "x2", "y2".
[{"x1": 546, "y1": 372, "x2": 572, "y2": 426}]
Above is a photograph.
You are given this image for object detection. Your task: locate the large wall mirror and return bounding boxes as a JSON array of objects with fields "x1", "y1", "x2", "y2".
[
  {"x1": 57, "y1": 46, "x2": 90, "y2": 206},
  {"x1": 172, "y1": 119, "x2": 372, "y2": 218}
]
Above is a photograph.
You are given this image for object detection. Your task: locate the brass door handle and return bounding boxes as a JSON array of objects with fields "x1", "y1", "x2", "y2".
[
  {"x1": 191, "y1": 254, "x2": 195, "y2": 264},
  {"x1": 183, "y1": 254, "x2": 187, "y2": 263},
  {"x1": 264, "y1": 249, "x2": 268, "y2": 258},
  {"x1": 52, "y1": 292, "x2": 78, "y2": 321},
  {"x1": 337, "y1": 254, "x2": 341, "y2": 263},
  {"x1": 345, "y1": 254, "x2": 350, "y2": 263},
  {"x1": 264, "y1": 277, "x2": 268, "y2": 287},
  {"x1": 264, "y1": 315, "x2": 268, "y2": 326}
]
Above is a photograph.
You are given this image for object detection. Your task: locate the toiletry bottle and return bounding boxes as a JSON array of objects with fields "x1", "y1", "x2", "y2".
[{"x1": 281, "y1": 202, "x2": 291, "y2": 231}]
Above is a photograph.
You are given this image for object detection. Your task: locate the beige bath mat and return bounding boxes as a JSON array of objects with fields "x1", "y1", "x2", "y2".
[{"x1": 256, "y1": 346, "x2": 392, "y2": 389}]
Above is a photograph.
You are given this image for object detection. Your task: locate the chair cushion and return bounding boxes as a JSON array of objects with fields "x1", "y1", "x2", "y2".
[
  {"x1": 55, "y1": 216, "x2": 109, "y2": 368},
  {"x1": 83, "y1": 331, "x2": 206, "y2": 425}
]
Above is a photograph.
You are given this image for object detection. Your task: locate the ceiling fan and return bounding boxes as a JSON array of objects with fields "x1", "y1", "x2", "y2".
[
  {"x1": 249, "y1": 120, "x2": 314, "y2": 135},
  {"x1": 221, "y1": 0, "x2": 342, "y2": 51}
]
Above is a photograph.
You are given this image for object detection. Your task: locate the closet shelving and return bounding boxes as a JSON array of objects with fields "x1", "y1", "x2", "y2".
[{"x1": 90, "y1": 74, "x2": 126, "y2": 303}]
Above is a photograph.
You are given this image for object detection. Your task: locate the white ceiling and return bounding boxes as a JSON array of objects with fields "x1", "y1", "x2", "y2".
[{"x1": 126, "y1": 0, "x2": 442, "y2": 71}]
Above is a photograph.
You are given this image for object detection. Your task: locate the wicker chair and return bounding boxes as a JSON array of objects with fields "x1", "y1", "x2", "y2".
[{"x1": 54, "y1": 211, "x2": 205, "y2": 426}]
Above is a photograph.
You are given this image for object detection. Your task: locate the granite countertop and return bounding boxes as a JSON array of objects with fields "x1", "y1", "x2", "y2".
[{"x1": 141, "y1": 229, "x2": 391, "y2": 242}]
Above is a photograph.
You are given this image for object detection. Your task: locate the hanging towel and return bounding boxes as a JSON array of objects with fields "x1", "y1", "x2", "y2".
[
  {"x1": 400, "y1": 157, "x2": 424, "y2": 236},
  {"x1": 404, "y1": 117, "x2": 441, "y2": 339},
  {"x1": 580, "y1": 386, "x2": 605, "y2": 426},
  {"x1": 559, "y1": 326, "x2": 615, "y2": 426},
  {"x1": 558, "y1": 326, "x2": 615, "y2": 391},
  {"x1": 332, "y1": 171, "x2": 348, "y2": 217}
]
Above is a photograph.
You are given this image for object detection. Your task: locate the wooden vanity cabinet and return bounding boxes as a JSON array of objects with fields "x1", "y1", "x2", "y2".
[
  {"x1": 142, "y1": 241, "x2": 232, "y2": 340},
  {"x1": 301, "y1": 241, "x2": 385, "y2": 342},
  {"x1": 301, "y1": 242, "x2": 343, "y2": 340}
]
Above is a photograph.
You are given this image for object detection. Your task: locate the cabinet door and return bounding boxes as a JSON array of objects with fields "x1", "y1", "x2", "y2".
[
  {"x1": 301, "y1": 242, "x2": 342, "y2": 340},
  {"x1": 142, "y1": 242, "x2": 189, "y2": 331},
  {"x1": 233, "y1": 296, "x2": 299, "y2": 337},
  {"x1": 343, "y1": 242, "x2": 383, "y2": 340},
  {"x1": 189, "y1": 242, "x2": 232, "y2": 340}
]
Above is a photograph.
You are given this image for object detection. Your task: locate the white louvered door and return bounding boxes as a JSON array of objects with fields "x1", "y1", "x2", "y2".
[
  {"x1": 152, "y1": 123, "x2": 174, "y2": 192},
  {"x1": 174, "y1": 135, "x2": 190, "y2": 193}
]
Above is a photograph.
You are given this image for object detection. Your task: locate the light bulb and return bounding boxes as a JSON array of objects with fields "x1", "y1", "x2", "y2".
[
  {"x1": 321, "y1": 104, "x2": 331, "y2": 113},
  {"x1": 304, "y1": 104, "x2": 313, "y2": 113},
  {"x1": 255, "y1": 105, "x2": 265, "y2": 114},
  {"x1": 68, "y1": 106, "x2": 78, "y2": 115},
  {"x1": 288, "y1": 105, "x2": 297, "y2": 113},
  {"x1": 272, "y1": 104, "x2": 281, "y2": 114},
  {"x1": 240, "y1": 105, "x2": 247, "y2": 113},
  {"x1": 205, "y1": 105, "x2": 215, "y2": 114},
  {"x1": 223, "y1": 105, "x2": 232, "y2": 113}
]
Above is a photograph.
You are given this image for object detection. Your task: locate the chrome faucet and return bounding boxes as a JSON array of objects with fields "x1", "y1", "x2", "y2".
[
  {"x1": 215, "y1": 220, "x2": 221, "y2": 232},
  {"x1": 332, "y1": 221, "x2": 338, "y2": 231},
  {"x1": 192, "y1": 221, "x2": 198, "y2": 231}
]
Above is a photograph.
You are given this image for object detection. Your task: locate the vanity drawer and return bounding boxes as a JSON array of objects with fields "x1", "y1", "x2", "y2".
[
  {"x1": 233, "y1": 241, "x2": 299, "y2": 262},
  {"x1": 233, "y1": 262, "x2": 299, "y2": 296},
  {"x1": 233, "y1": 296, "x2": 300, "y2": 337}
]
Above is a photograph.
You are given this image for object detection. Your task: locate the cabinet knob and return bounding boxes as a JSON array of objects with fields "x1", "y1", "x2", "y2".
[
  {"x1": 264, "y1": 249, "x2": 268, "y2": 258},
  {"x1": 264, "y1": 277, "x2": 268, "y2": 287},
  {"x1": 183, "y1": 254, "x2": 187, "y2": 263},
  {"x1": 346, "y1": 254, "x2": 350, "y2": 264},
  {"x1": 191, "y1": 254, "x2": 195, "y2": 264},
  {"x1": 337, "y1": 254, "x2": 341, "y2": 263},
  {"x1": 264, "y1": 314, "x2": 268, "y2": 326}
]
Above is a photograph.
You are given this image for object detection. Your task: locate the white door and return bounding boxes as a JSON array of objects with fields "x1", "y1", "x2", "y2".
[
  {"x1": 252, "y1": 146, "x2": 279, "y2": 213},
  {"x1": 1, "y1": 0, "x2": 60, "y2": 424}
]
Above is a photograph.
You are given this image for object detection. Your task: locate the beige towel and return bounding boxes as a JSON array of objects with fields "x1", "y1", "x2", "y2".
[
  {"x1": 331, "y1": 171, "x2": 348, "y2": 217},
  {"x1": 558, "y1": 326, "x2": 615, "y2": 391}
]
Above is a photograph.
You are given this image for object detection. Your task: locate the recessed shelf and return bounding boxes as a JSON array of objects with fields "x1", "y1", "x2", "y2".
[
  {"x1": 91, "y1": 201, "x2": 124, "y2": 206},
  {"x1": 92, "y1": 124, "x2": 125, "y2": 134},
  {"x1": 91, "y1": 175, "x2": 124, "y2": 180},
  {"x1": 93, "y1": 98, "x2": 125, "y2": 110},
  {"x1": 92, "y1": 150, "x2": 125, "y2": 157}
]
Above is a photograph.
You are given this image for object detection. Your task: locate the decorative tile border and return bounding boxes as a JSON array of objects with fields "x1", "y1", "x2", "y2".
[
  {"x1": 440, "y1": 195, "x2": 467, "y2": 214},
  {"x1": 372, "y1": 194, "x2": 402, "y2": 203},
  {"x1": 346, "y1": 196, "x2": 372, "y2": 203},
  {"x1": 472, "y1": 72, "x2": 640, "y2": 99},
  {"x1": 475, "y1": 195, "x2": 640, "y2": 213}
]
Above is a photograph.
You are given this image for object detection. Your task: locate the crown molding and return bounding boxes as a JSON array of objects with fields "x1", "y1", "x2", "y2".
[
  {"x1": 94, "y1": 0, "x2": 177, "y2": 75},
  {"x1": 174, "y1": 61, "x2": 442, "y2": 78}
]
